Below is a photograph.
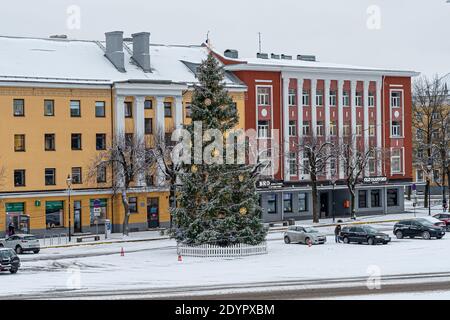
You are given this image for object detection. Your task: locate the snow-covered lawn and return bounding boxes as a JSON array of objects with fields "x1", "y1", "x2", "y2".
[{"x1": 1, "y1": 222, "x2": 450, "y2": 298}]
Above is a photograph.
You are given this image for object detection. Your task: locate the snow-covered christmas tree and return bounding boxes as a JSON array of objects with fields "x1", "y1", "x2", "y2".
[{"x1": 171, "y1": 53, "x2": 267, "y2": 246}]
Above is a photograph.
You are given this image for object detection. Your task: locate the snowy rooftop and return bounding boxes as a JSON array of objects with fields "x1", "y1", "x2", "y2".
[
  {"x1": 223, "y1": 53, "x2": 419, "y2": 77},
  {"x1": 0, "y1": 36, "x2": 245, "y2": 87}
]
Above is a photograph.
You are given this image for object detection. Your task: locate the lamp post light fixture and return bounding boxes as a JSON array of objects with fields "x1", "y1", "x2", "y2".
[{"x1": 66, "y1": 174, "x2": 72, "y2": 242}]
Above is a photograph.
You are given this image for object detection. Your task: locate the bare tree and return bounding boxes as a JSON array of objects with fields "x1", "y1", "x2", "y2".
[
  {"x1": 291, "y1": 135, "x2": 336, "y2": 223},
  {"x1": 413, "y1": 75, "x2": 449, "y2": 207},
  {"x1": 339, "y1": 134, "x2": 379, "y2": 220},
  {"x1": 88, "y1": 133, "x2": 157, "y2": 236}
]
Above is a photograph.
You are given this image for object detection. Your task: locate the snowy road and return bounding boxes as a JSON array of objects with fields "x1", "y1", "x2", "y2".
[{"x1": 2, "y1": 221, "x2": 450, "y2": 299}]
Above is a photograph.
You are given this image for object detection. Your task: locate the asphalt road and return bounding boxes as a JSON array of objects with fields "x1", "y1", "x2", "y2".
[{"x1": 6, "y1": 271, "x2": 450, "y2": 300}]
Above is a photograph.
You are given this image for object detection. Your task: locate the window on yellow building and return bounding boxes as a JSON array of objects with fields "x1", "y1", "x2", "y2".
[
  {"x1": 144, "y1": 100, "x2": 153, "y2": 109},
  {"x1": 45, "y1": 168, "x2": 56, "y2": 186},
  {"x1": 97, "y1": 165, "x2": 107, "y2": 183},
  {"x1": 14, "y1": 170, "x2": 25, "y2": 187},
  {"x1": 13, "y1": 99, "x2": 24, "y2": 116},
  {"x1": 45, "y1": 134, "x2": 55, "y2": 151},
  {"x1": 185, "y1": 103, "x2": 192, "y2": 118},
  {"x1": 124, "y1": 102, "x2": 133, "y2": 118},
  {"x1": 72, "y1": 167, "x2": 82, "y2": 184},
  {"x1": 44, "y1": 100, "x2": 54, "y2": 116},
  {"x1": 96, "y1": 134, "x2": 106, "y2": 150},
  {"x1": 128, "y1": 197, "x2": 138, "y2": 213},
  {"x1": 14, "y1": 134, "x2": 25, "y2": 152},
  {"x1": 71, "y1": 134, "x2": 82, "y2": 150},
  {"x1": 70, "y1": 100, "x2": 81, "y2": 117},
  {"x1": 144, "y1": 118, "x2": 153, "y2": 135},
  {"x1": 95, "y1": 101, "x2": 106, "y2": 117},
  {"x1": 164, "y1": 102, "x2": 172, "y2": 118}
]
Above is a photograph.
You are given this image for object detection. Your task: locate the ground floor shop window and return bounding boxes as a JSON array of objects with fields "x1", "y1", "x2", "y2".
[
  {"x1": 46, "y1": 201, "x2": 64, "y2": 228},
  {"x1": 128, "y1": 197, "x2": 138, "y2": 213},
  {"x1": 267, "y1": 194, "x2": 277, "y2": 214},
  {"x1": 90, "y1": 199, "x2": 107, "y2": 226},
  {"x1": 371, "y1": 190, "x2": 381, "y2": 207},
  {"x1": 283, "y1": 193, "x2": 293, "y2": 213},
  {"x1": 387, "y1": 189, "x2": 399, "y2": 207},
  {"x1": 358, "y1": 190, "x2": 368, "y2": 208},
  {"x1": 298, "y1": 193, "x2": 308, "y2": 212},
  {"x1": 5, "y1": 202, "x2": 29, "y2": 234}
]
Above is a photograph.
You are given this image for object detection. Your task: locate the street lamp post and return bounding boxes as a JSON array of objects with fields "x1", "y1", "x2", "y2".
[
  {"x1": 332, "y1": 181, "x2": 336, "y2": 223},
  {"x1": 427, "y1": 158, "x2": 433, "y2": 216},
  {"x1": 66, "y1": 174, "x2": 72, "y2": 242}
]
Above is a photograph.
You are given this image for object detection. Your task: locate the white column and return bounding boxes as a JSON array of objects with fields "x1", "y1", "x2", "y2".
[
  {"x1": 363, "y1": 81, "x2": 370, "y2": 177},
  {"x1": 376, "y1": 79, "x2": 383, "y2": 176},
  {"x1": 311, "y1": 79, "x2": 317, "y2": 137},
  {"x1": 350, "y1": 80, "x2": 357, "y2": 151},
  {"x1": 324, "y1": 79, "x2": 331, "y2": 180},
  {"x1": 134, "y1": 96, "x2": 145, "y2": 138},
  {"x1": 282, "y1": 77, "x2": 290, "y2": 181},
  {"x1": 114, "y1": 95, "x2": 126, "y2": 136},
  {"x1": 297, "y1": 78, "x2": 304, "y2": 179},
  {"x1": 174, "y1": 95, "x2": 183, "y2": 130},
  {"x1": 155, "y1": 96, "x2": 166, "y2": 186},
  {"x1": 338, "y1": 80, "x2": 345, "y2": 180},
  {"x1": 134, "y1": 96, "x2": 146, "y2": 187}
]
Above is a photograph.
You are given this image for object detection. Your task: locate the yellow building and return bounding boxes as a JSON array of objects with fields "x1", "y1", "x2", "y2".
[{"x1": 0, "y1": 33, "x2": 246, "y2": 237}]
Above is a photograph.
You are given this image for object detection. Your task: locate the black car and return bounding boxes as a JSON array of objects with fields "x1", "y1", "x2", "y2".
[
  {"x1": 339, "y1": 225, "x2": 391, "y2": 245},
  {"x1": 0, "y1": 248, "x2": 20, "y2": 274},
  {"x1": 393, "y1": 219, "x2": 446, "y2": 240}
]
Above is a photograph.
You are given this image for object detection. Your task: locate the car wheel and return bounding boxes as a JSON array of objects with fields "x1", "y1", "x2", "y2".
[
  {"x1": 343, "y1": 237, "x2": 349, "y2": 244},
  {"x1": 10, "y1": 268, "x2": 18, "y2": 274},
  {"x1": 0, "y1": 244, "x2": 3, "y2": 248},
  {"x1": 15, "y1": 246, "x2": 23, "y2": 254},
  {"x1": 395, "y1": 230, "x2": 403, "y2": 239},
  {"x1": 33, "y1": 250, "x2": 40, "y2": 254},
  {"x1": 437, "y1": 236, "x2": 442, "y2": 240},
  {"x1": 284, "y1": 236, "x2": 291, "y2": 244},
  {"x1": 368, "y1": 237, "x2": 375, "y2": 246},
  {"x1": 422, "y1": 231, "x2": 431, "y2": 240},
  {"x1": 304, "y1": 237, "x2": 311, "y2": 245}
]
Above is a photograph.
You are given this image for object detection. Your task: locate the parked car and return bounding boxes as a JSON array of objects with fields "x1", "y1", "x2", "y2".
[
  {"x1": 417, "y1": 217, "x2": 447, "y2": 229},
  {"x1": 0, "y1": 248, "x2": 20, "y2": 274},
  {"x1": 284, "y1": 226, "x2": 327, "y2": 245},
  {"x1": 393, "y1": 219, "x2": 445, "y2": 240},
  {"x1": 0, "y1": 234, "x2": 40, "y2": 254},
  {"x1": 339, "y1": 225, "x2": 391, "y2": 245},
  {"x1": 433, "y1": 214, "x2": 450, "y2": 231}
]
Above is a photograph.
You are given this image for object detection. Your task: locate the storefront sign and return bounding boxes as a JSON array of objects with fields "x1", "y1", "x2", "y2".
[
  {"x1": 46, "y1": 201, "x2": 64, "y2": 210},
  {"x1": 5, "y1": 202, "x2": 25, "y2": 213},
  {"x1": 257, "y1": 180, "x2": 284, "y2": 189},
  {"x1": 363, "y1": 176, "x2": 388, "y2": 184}
]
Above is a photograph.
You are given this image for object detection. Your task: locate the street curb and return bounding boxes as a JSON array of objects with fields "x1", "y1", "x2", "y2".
[{"x1": 41, "y1": 236, "x2": 171, "y2": 249}]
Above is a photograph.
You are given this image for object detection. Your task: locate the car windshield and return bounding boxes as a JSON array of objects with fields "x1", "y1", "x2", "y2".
[
  {"x1": 0, "y1": 250, "x2": 15, "y2": 260},
  {"x1": 362, "y1": 226, "x2": 378, "y2": 233},
  {"x1": 417, "y1": 218, "x2": 438, "y2": 226},
  {"x1": 303, "y1": 227, "x2": 318, "y2": 233}
]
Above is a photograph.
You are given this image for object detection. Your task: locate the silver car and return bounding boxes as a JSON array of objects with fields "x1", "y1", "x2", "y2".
[
  {"x1": 0, "y1": 234, "x2": 40, "y2": 254},
  {"x1": 284, "y1": 226, "x2": 327, "y2": 245}
]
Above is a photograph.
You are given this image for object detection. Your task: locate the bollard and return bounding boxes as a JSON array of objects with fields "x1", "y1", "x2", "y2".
[
  {"x1": 308, "y1": 239, "x2": 312, "y2": 247},
  {"x1": 178, "y1": 255, "x2": 182, "y2": 262},
  {"x1": 120, "y1": 247, "x2": 125, "y2": 256}
]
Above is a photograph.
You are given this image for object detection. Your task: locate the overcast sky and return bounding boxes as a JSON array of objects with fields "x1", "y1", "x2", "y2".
[{"x1": 1, "y1": 0, "x2": 449, "y2": 77}]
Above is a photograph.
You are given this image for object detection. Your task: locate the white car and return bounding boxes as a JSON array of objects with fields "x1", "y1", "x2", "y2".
[{"x1": 0, "y1": 234, "x2": 40, "y2": 254}]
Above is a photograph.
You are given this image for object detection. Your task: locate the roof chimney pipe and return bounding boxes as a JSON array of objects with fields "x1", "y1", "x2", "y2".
[
  {"x1": 105, "y1": 31, "x2": 125, "y2": 72},
  {"x1": 132, "y1": 32, "x2": 151, "y2": 73}
]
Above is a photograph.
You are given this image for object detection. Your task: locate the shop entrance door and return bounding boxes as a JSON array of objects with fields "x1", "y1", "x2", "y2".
[
  {"x1": 320, "y1": 193, "x2": 329, "y2": 218},
  {"x1": 74, "y1": 201, "x2": 82, "y2": 233},
  {"x1": 147, "y1": 198, "x2": 160, "y2": 228}
]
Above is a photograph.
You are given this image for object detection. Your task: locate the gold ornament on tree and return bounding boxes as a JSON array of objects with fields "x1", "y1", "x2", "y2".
[
  {"x1": 204, "y1": 98, "x2": 212, "y2": 106},
  {"x1": 239, "y1": 207, "x2": 247, "y2": 215},
  {"x1": 191, "y1": 165, "x2": 198, "y2": 173},
  {"x1": 238, "y1": 174, "x2": 244, "y2": 182}
]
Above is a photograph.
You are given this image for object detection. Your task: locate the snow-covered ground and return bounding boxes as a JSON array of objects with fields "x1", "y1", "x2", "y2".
[
  {"x1": 2, "y1": 220, "x2": 450, "y2": 298},
  {"x1": 1, "y1": 202, "x2": 449, "y2": 299}
]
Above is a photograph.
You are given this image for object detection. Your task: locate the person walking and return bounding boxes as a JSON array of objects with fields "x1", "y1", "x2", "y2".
[
  {"x1": 334, "y1": 223, "x2": 342, "y2": 243},
  {"x1": 8, "y1": 222, "x2": 15, "y2": 237}
]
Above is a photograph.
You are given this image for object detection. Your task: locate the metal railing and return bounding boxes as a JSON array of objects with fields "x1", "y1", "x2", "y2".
[
  {"x1": 177, "y1": 242, "x2": 268, "y2": 258},
  {"x1": 41, "y1": 233, "x2": 69, "y2": 246}
]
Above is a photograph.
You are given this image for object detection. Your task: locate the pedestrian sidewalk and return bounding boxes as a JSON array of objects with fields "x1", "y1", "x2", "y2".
[{"x1": 39, "y1": 229, "x2": 170, "y2": 249}]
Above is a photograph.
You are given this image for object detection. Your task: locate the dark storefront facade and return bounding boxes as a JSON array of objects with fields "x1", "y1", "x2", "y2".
[{"x1": 257, "y1": 180, "x2": 406, "y2": 223}]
